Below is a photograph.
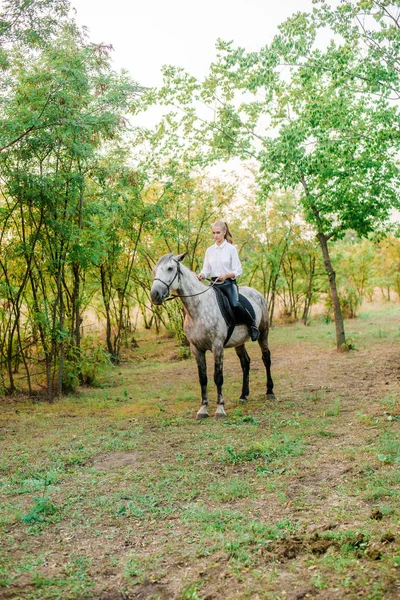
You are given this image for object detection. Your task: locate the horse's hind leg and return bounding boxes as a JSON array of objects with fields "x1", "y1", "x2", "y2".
[
  {"x1": 258, "y1": 331, "x2": 275, "y2": 399},
  {"x1": 193, "y1": 347, "x2": 209, "y2": 419},
  {"x1": 235, "y1": 344, "x2": 250, "y2": 403},
  {"x1": 263, "y1": 348, "x2": 275, "y2": 399},
  {"x1": 213, "y1": 344, "x2": 227, "y2": 418}
]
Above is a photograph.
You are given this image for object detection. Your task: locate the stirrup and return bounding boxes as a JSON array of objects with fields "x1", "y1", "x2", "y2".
[{"x1": 249, "y1": 325, "x2": 260, "y2": 342}]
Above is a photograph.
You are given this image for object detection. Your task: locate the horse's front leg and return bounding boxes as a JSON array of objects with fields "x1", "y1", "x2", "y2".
[
  {"x1": 213, "y1": 344, "x2": 227, "y2": 418},
  {"x1": 192, "y1": 346, "x2": 209, "y2": 419}
]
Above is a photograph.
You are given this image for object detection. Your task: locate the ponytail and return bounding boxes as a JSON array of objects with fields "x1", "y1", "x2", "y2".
[
  {"x1": 212, "y1": 220, "x2": 234, "y2": 244},
  {"x1": 224, "y1": 222, "x2": 234, "y2": 244}
]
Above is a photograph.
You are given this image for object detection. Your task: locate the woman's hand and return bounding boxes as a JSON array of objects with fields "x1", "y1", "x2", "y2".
[
  {"x1": 197, "y1": 273, "x2": 205, "y2": 281},
  {"x1": 218, "y1": 274, "x2": 234, "y2": 281}
]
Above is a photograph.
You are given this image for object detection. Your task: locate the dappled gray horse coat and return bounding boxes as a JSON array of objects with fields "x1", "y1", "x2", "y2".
[{"x1": 150, "y1": 252, "x2": 274, "y2": 418}]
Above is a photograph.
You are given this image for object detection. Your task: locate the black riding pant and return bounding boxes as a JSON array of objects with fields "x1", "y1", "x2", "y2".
[
  {"x1": 212, "y1": 278, "x2": 253, "y2": 326},
  {"x1": 212, "y1": 278, "x2": 239, "y2": 307}
]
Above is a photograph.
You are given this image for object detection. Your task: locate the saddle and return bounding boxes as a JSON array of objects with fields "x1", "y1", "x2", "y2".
[{"x1": 213, "y1": 286, "x2": 256, "y2": 346}]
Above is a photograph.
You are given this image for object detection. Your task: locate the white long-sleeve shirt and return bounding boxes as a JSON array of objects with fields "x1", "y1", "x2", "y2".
[{"x1": 200, "y1": 240, "x2": 243, "y2": 279}]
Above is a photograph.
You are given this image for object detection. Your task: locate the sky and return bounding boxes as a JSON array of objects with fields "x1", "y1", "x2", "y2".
[{"x1": 71, "y1": 0, "x2": 316, "y2": 87}]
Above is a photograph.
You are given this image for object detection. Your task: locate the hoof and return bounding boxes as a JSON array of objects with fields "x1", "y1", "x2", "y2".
[
  {"x1": 239, "y1": 396, "x2": 248, "y2": 404},
  {"x1": 214, "y1": 406, "x2": 227, "y2": 419},
  {"x1": 196, "y1": 406, "x2": 209, "y2": 419},
  {"x1": 266, "y1": 393, "x2": 276, "y2": 400}
]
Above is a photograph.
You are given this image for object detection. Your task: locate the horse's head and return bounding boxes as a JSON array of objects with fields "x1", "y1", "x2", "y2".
[{"x1": 150, "y1": 252, "x2": 187, "y2": 305}]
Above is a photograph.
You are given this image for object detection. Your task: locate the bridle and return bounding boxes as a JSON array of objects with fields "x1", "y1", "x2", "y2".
[
  {"x1": 153, "y1": 259, "x2": 218, "y2": 302},
  {"x1": 153, "y1": 259, "x2": 182, "y2": 300}
]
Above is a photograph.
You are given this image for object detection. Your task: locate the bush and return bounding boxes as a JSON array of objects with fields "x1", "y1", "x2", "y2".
[
  {"x1": 79, "y1": 335, "x2": 110, "y2": 385},
  {"x1": 325, "y1": 287, "x2": 362, "y2": 320},
  {"x1": 61, "y1": 336, "x2": 110, "y2": 391}
]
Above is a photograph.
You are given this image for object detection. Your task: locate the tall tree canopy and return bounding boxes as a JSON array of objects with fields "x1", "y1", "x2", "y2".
[{"x1": 149, "y1": 2, "x2": 400, "y2": 349}]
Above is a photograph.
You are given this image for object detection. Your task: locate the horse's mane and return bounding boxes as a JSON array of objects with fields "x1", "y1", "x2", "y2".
[
  {"x1": 153, "y1": 253, "x2": 196, "y2": 278},
  {"x1": 153, "y1": 253, "x2": 174, "y2": 274},
  {"x1": 155, "y1": 253, "x2": 173, "y2": 265}
]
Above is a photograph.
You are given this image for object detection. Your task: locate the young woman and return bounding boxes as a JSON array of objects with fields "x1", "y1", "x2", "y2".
[{"x1": 198, "y1": 220, "x2": 259, "y2": 341}]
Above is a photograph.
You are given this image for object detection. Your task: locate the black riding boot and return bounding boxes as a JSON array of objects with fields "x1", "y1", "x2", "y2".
[{"x1": 233, "y1": 305, "x2": 260, "y2": 342}]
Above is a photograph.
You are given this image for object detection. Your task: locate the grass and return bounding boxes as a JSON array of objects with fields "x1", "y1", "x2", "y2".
[{"x1": 0, "y1": 302, "x2": 400, "y2": 599}]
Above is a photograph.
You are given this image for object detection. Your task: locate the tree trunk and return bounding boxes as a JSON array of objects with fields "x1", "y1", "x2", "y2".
[
  {"x1": 316, "y1": 232, "x2": 346, "y2": 350},
  {"x1": 302, "y1": 255, "x2": 315, "y2": 325},
  {"x1": 6, "y1": 313, "x2": 17, "y2": 394},
  {"x1": 100, "y1": 264, "x2": 114, "y2": 358},
  {"x1": 58, "y1": 282, "x2": 65, "y2": 396},
  {"x1": 17, "y1": 318, "x2": 33, "y2": 395},
  {"x1": 73, "y1": 176, "x2": 84, "y2": 354},
  {"x1": 268, "y1": 273, "x2": 279, "y2": 326}
]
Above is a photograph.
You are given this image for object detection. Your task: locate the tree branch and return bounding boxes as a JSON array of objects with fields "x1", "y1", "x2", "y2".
[{"x1": 0, "y1": 85, "x2": 60, "y2": 152}]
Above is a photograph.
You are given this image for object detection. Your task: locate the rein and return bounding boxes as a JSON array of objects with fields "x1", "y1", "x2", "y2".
[
  {"x1": 154, "y1": 260, "x2": 219, "y2": 302},
  {"x1": 167, "y1": 279, "x2": 219, "y2": 301}
]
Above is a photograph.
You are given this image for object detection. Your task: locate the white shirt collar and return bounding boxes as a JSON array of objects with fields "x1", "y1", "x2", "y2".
[{"x1": 214, "y1": 240, "x2": 228, "y2": 249}]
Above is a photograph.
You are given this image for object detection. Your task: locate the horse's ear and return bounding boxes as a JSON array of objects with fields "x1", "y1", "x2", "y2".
[{"x1": 175, "y1": 252, "x2": 187, "y2": 263}]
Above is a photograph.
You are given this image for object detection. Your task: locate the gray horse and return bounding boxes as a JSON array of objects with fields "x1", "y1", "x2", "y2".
[{"x1": 150, "y1": 252, "x2": 275, "y2": 418}]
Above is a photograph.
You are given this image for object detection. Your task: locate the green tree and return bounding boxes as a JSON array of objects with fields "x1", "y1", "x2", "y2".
[
  {"x1": 374, "y1": 236, "x2": 400, "y2": 300},
  {"x1": 330, "y1": 237, "x2": 376, "y2": 318},
  {"x1": 150, "y1": 9, "x2": 400, "y2": 349},
  {"x1": 229, "y1": 192, "x2": 320, "y2": 326},
  {"x1": 0, "y1": 22, "x2": 139, "y2": 396},
  {"x1": 92, "y1": 161, "x2": 155, "y2": 363},
  {"x1": 0, "y1": 0, "x2": 76, "y2": 152},
  {"x1": 315, "y1": 0, "x2": 400, "y2": 98}
]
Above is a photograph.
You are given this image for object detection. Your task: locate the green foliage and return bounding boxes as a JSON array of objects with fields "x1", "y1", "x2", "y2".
[
  {"x1": 124, "y1": 555, "x2": 145, "y2": 582},
  {"x1": 375, "y1": 432, "x2": 400, "y2": 465},
  {"x1": 79, "y1": 336, "x2": 111, "y2": 386},
  {"x1": 229, "y1": 193, "x2": 321, "y2": 325},
  {"x1": 208, "y1": 478, "x2": 253, "y2": 502},
  {"x1": 0, "y1": 1, "x2": 72, "y2": 59},
  {"x1": 314, "y1": 1, "x2": 400, "y2": 98},
  {"x1": 163, "y1": 301, "x2": 187, "y2": 344},
  {"x1": 22, "y1": 497, "x2": 57, "y2": 524},
  {"x1": 2, "y1": 0, "x2": 400, "y2": 399},
  {"x1": 0, "y1": 5, "x2": 142, "y2": 396},
  {"x1": 223, "y1": 436, "x2": 304, "y2": 465},
  {"x1": 148, "y1": 2, "x2": 400, "y2": 349},
  {"x1": 181, "y1": 582, "x2": 204, "y2": 600}
]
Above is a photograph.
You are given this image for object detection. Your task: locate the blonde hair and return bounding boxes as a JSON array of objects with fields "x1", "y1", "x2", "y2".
[{"x1": 212, "y1": 220, "x2": 234, "y2": 244}]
